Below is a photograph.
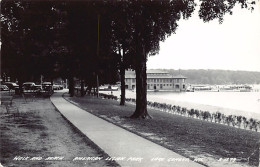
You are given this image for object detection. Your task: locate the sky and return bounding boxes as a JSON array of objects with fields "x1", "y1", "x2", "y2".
[{"x1": 147, "y1": 1, "x2": 260, "y2": 72}]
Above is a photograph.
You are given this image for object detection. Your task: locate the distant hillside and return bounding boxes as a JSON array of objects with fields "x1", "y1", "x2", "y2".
[{"x1": 156, "y1": 69, "x2": 260, "y2": 85}]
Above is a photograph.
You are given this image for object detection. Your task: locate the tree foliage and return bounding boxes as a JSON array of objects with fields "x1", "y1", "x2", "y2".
[{"x1": 1, "y1": 0, "x2": 256, "y2": 118}]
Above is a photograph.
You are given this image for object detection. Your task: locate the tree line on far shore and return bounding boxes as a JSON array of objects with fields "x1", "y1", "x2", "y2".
[{"x1": 164, "y1": 69, "x2": 260, "y2": 85}]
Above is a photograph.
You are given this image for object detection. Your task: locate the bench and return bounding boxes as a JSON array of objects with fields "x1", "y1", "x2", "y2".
[
  {"x1": 0, "y1": 95, "x2": 13, "y2": 106},
  {"x1": 1, "y1": 95, "x2": 19, "y2": 117}
]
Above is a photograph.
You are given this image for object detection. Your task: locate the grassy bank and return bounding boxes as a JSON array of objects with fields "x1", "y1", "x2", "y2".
[
  {"x1": 0, "y1": 94, "x2": 119, "y2": 167},
  {"x1": 66, "y1": 93, "x2": 260, "y2": 167}
]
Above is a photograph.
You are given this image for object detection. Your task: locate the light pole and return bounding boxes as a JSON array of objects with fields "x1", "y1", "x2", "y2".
[{"x1": 96, "y1": 14, "x2": 100, "y2": 97}]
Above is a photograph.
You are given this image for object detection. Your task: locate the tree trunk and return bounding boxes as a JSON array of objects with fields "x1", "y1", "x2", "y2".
[
  {"x1": 80, "y1": 79, "x2": 85, "y2": 97},
  {"x1": 18, "y1": 76, "x2": 24, "y2": 95},
  {"x1": 96, "y1": 74, "x2": 99, "y2": 97},
  {"x1": 130, "y1": 46, "x2": 151, "y2": 119},
  {"x1": 68, "y1": 76, "x2": 74, "y2": 97},
  {"x1": 120, "y1": 63, "x2": 126, "y2": 105}
]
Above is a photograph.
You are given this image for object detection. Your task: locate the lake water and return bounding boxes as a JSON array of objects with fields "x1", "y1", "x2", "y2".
[
  {"x1": 147, "y1": 91, "x2": 260, "y2": 119},
  {"x1": 104, "y1": 86, "x2": 260, "y2": 120}
]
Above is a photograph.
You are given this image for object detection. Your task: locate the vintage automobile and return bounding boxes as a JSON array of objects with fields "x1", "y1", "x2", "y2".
[
  {"x1": 53, "y1": 84, "x2": 63, "y2": 90},
  {"x1": 23, "y1": 82, "x2": 42, "y2": 91},
  {"x1": 42, "y1": 82, "x2": 53, "y2": 91},
  {"x1": 3, "y1": 82, "x2": 19, "y2": 90},
  {"x1": 1, "y1": 85, "x2": 9, "y2": 91},
  {"x1": 42, "y1": 82, "x2": 53, "y2": 97}
]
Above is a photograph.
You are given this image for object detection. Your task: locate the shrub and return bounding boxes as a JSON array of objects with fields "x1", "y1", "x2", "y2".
[{"x1": 195, "y1": 110, "x2": 200, "y2": 118}]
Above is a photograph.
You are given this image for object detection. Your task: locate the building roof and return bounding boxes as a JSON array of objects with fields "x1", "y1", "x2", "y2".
[
  {"x1": 125, "y1": 70, "x2": 187, "y2": 79},
  {"x1": 147, "y1": 75, "x2": 187, "y2": 79},
  {"x1": 147, "y1": 69, "x2": 168, "y2": 74},
  {"x1": 173, "y1": 75, "x2": 187, "y2": 79}
]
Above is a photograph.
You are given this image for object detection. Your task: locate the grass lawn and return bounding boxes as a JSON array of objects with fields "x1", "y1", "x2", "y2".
[
  {"x1": 0, "y1": 93, "x2": 119, "y2": 167},
  {"x1": 66, "y1": 93, "x2": 260, "y2": 167}
]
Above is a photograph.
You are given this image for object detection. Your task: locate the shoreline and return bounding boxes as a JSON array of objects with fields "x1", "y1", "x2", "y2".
[
  {"x1": 101, "y1": 90, "x2": 260, "y2": 121},
  {"x1": 67, "y1": 92, "x2": 260, "y2": 167}
]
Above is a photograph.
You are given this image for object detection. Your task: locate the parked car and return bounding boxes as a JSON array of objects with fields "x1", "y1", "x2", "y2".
[
  {"x1": 42, "y1": 82, "x2": 54, "y2": 97},
  {"x1": 53, "y1": 84, "x2": 63, "y2": 90},
  {"x1": 42, "y1": 82, "x2": 53, "y2": 91},
  {"x1": 4, "y1": 82, "x2": 19, "y2": 90},
  {"x1": 52, "y1": 84, "x2": 59, "y2": 90},
  {"x1": 23, "y1": 82, "x2": 42, "y2": 91},
  {"x1": 23, "y1": 82, "x2": 35, "y2": 90},
  {"x1": 58, "y1": 84, "x2": 64, "y2": 90},
  {"x1": 1, "y1": 85, "x2": 9, "y2": 91}
]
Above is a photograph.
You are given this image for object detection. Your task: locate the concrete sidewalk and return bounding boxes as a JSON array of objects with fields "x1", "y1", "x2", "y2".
[{"x1": 50, "y1": 92, "x2": 204, "y2": 167}]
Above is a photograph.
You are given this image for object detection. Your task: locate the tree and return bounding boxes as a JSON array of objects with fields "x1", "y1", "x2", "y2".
[
  {"x1": 125, "y1": 1, "x2": 196, "y2": 118},
  {"x1": 116, "y1": 0, "x2": 255, "y2": 119},
  {"x1": 109, "y1": 2, "x2": 135, "y2": 105},
  {"x1": 1, "y1": 1, "x2": 59, "y2": 92},
  {"x1": 63, "y1": 1, "x2": 120, "y2": 97},
  {"x1": 2, "y1": 0, "x2": 255, "y2": 118}
]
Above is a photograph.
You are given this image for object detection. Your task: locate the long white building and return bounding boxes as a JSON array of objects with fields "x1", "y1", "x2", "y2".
[{"x1": 125, "y1": 70, "x2": 187, "y2": 91}]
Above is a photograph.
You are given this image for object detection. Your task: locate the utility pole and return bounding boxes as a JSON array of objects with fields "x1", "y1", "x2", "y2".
[{"x1": 96, "y1": 14, "x2": 100, "y2": 97}]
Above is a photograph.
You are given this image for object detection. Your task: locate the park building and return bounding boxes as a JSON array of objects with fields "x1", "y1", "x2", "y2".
[{"x1": 125, "y1": 70, "x2": 187, "y2": 91}]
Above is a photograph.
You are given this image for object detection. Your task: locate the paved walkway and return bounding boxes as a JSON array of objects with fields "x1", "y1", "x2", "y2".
[{"x1": 50, "y1": 92, "x2": 204, "y2": 167}]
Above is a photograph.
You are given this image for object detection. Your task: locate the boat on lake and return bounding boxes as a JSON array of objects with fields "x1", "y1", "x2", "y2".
[
  {"x1": 188, "y1": 84, "x2": 253, "y2": 92},
  {"x1": 219, "y1": 85, "x2": 252, "y2": 92}
]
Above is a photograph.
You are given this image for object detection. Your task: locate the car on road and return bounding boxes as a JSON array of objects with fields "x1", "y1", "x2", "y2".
[{"x1": 1, "y1": 85, "x2": 9, "y2": 91}]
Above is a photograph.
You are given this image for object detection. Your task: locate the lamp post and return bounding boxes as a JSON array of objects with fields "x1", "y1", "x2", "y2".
[{"x1": 96, "y1": 14, "x2": 100, "y2": 97}]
